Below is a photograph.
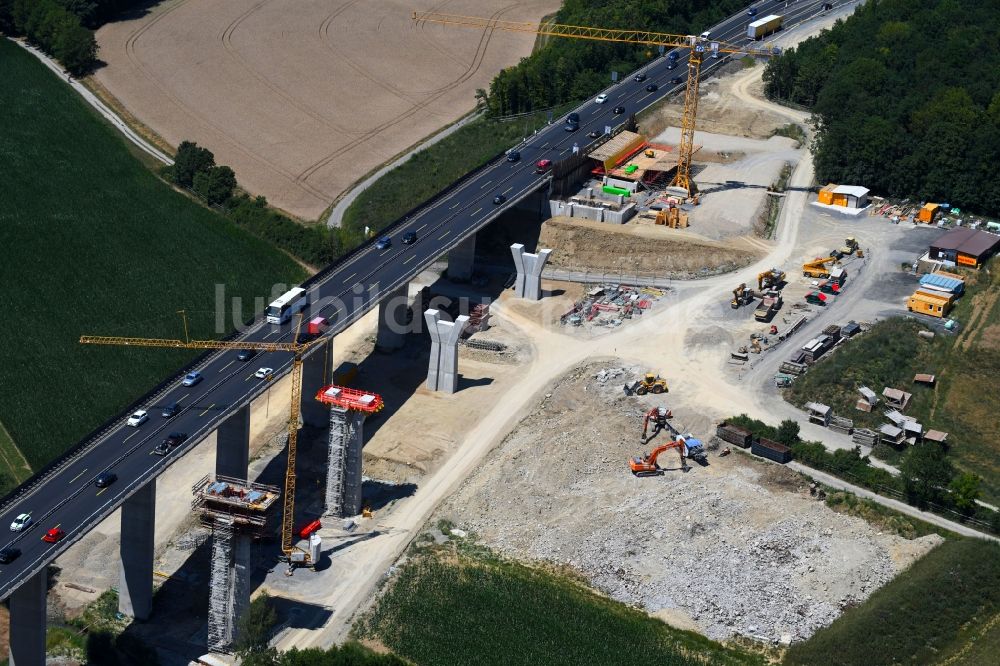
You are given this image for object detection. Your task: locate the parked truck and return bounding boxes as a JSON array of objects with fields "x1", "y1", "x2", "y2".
[
  {"x1": 747, "y1": 14, "x2": 782, "y2": 40},
  {"x1": 754, "y1": 292, "x2": 783, "y2": 322}
]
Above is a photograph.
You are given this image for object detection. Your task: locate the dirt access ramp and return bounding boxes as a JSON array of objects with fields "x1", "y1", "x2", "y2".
[
  {"x1": 438, "y1": 362, "x2": 941, "y2": 645},
  {"x1": 94, "y1": 0, "x2": 559, "y2": 220}
]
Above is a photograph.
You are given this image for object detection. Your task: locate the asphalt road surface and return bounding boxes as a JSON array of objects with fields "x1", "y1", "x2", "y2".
[{"x1": 0, "y1": 0, "x2": 827, "y2": 601}]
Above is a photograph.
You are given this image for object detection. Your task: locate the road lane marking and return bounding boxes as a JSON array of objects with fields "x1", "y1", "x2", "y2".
[
  {"x1": 417, "y1": 223, "x2": 427, "y2": 232},
  {"x1": 379, "y1": 250, "x2": 390, "y2": 257},
  {"x1": 344, "y1": 272, "x2": 356, "y2": 282},
  {"x1": 68, "y1": 469, "x2": 88, "y2": 484},
  {"x1": 438, "y1": 230, "x2": 451, "y2": 240},
  {"x1": 560, "y1": 148, "x2": 570, "y2": 155},
  {"x1": 177, "y1": 393, "x2": 189, "y2": 403},
  {"x1": 199, "y1": 403, "x2": 215, "y2": 416},
  {"x1": 263, "y1": 329, "x2": 278, "y2": 339},
  {"x1": 220, "y1": 360, "x2": 235, "y2": 372},
  {"x1": 479, "y1": 179, "x2": 492, "y2": 189},
  {"x1": 403, "y1": 255, "x2": 416, "y2": 265},
  {"x1": 471, "y1": 208, "x2": 483, "y2": 217},
  {"x1": 503, "y1": 187, "x2": 513, "y2": 195},
  {"x1": 541, "y1": 142, "x2": 549, "y2": 148},
  {"x1": 96, "y1": 488, "x2": 107, "y2": 497},
  {"x1": 123, "y1": 431, "x2": 138, "y2": 443},
  {"x1": 450, "y1": 202, "x2": 460, "y2": 209}
]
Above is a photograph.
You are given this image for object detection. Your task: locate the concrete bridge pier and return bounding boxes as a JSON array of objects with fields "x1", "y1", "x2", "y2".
[
  {"x1": 447, "y1": 233, "x2": 476, "y2": 282},
  {"x1": 375, "y1": 282, "x2": 410, "y2": 352},
  {"x1": 511, "y1": 243, "x2": 552, "y2": 301},
  {"x1": 216, "y1": 404, "x2": 250, "y2": 480},
  {"x1": 9, "y1": 568, "x2": 46, "y2": 666},
  {"x1": 324, "y1": 405, "x2": 365, "y2": 517},
  {"x1": 119, "y1": 481, "x2": 156, "y2": 620},
  {"x1": 424, "y1": 309, "x2": 469, "y2": 394},
  {"x1": 300, "y1": 337, "x2": 334, "y2": 428}
]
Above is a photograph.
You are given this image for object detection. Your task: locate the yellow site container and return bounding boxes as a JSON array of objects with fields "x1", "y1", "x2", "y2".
[
  {"x1": 817, "y1": 184, "x2": 837, "y2": 205},
  {"x1": 918, "y1": 203, "x2": 940, "y2": 223},
  {"x1": 907, "y1": 289, "x2": 954, "y2": 318},
  {"x1": 831, "y1": 193, "x2": 848, "y2": 207}
]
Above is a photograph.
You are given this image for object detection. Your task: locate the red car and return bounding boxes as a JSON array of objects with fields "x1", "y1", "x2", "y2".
[
  {"x1": 42, "y1": 527, "x2": 65, "y2": 543},
  {"x1": 535, "y1": 159, "x2": 552, "y2": 174}
]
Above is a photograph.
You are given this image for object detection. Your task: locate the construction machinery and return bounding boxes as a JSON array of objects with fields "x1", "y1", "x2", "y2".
[
  {"x1": 412, "y1": 12, "x2": 779, "y2": 196},
  {"x1": 629, "y1": 434, "x2": 706, "y2": 475},
  {"x1": 802, "y1": 256, "x2": 839, "y2": 279},
  {"x1": 754, "y1": 291, "x2": 783, "y2": 322},
  {"x1": 640, "y1": 406, "x2": 674, "y2": 443},
  {"x1": 831, "y1": 237, "x2": 859, "y2": 259},
  {"x1": 625, "y1": 372, "x2": 669, "y2": 395},
  {"x1": 757, "y1": 268, "x2": 785, "y2": 291},
  {"x1": 80, "y1": 312, "x2": 323, "y2": 568},
  {"x1": 731, "y1": 283, "x2": 755, "y2": 309}
]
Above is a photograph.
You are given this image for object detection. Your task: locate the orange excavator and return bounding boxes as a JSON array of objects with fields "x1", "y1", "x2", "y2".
[
  {"x1": 640, "y1": 406, "x2": 674, "y2": 443},
  {"x1": 629, "y1": 435, "x2": 707, "y2": 476}
]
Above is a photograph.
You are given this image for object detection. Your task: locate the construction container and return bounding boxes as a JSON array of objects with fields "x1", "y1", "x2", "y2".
[
  {"x1": 780, "y1": 360, "x2": 808, "y2": 375},
  {"x1": 841, "y1": 321, "x2": 861, "y2": 338},
  {"x1": 817, "y1": 184, "x2": 837, "y2": 205},
  {"x1": 907, "y1": 289, "x2": 954, "y2": 318},
  {"x1": 822, "y1": 324, "x2": 842, "y2": 344},
  {"x1": 747, "y1": 14, "x2": 783, "y2": 39},
  {"x1": 917, "y1": 203, "x2": 941, "y2": 223},
  {"x1": 716, "y1": 422, "x2": 753, "y2": 448},
  {"x1": 752, "y1": 437, "x2": 792, "y2": 464}
]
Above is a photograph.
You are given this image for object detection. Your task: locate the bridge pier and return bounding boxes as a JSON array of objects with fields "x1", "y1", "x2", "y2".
[
  {"x1": 424, "y1": 309, "x2": 469, "y2": 394},
  {"x1": 119, "y1": 481, "x2": 156, "y2": 620},
  {"x1": 206, "y1": 518, "x2": 253, "y2": 653},
  {"x1": 447, "y1": 233, "x2": 476, "y2": 282},
  {"x1": 375, "y1": 282, "x2": 410, "y2": 352},
  {"x1": 511, "y1": 243, "x2": 552, "y2": 301},
  {"x1": 9, "y1": 568, "x2": 46, "y2": 666},
  {"x1": 216, "y1": 404, "x2": 250, "y2": 480},
  {"x1": 324, "y1": 406, "x2": 365, "y2": 517},
  {"x1": 300, "y1": 337, "x2": 334, "y2": 427}
]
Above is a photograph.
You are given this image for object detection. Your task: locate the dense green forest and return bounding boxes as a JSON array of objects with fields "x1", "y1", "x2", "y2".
[
  {"x1": 762, "y1": 0, "x2": 1000, "y2": 213},
  {"x1": 483, "y1": 0, "x2": 745, "y2": 116}
]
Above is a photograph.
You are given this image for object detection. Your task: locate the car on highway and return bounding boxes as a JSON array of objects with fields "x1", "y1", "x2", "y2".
[
  {"x1": 163, "y1": 432, "x2": 188, "y2": 449},
  {"x1": 237, "y1": 349, "x2": 256, "y2": 362},
  {"x1": 402, "y1": 231, "x2": 417, "y2": 245},
  {"x1": 161, "y1": 402, "x2": 180, "y2": 418},
  {"x1": 645, "y1": 83, "x2": 658, "y2": 92},
  {"x1": 9, "y1": 513, "x2": 31, "y2": 533},
  {"x1": 95, "y1": 472, "x2": 117, "y2": 488},
  {"x1": 152, "y1": 441, "x2": 170, "y2": 456},
  {"x1": 535, "y1": 159, "x2": 552, "y2": 174},
  {"x1": 666, "y1": 61, "x2": 677, "y2": 70},
  {"x1": 587, "y1": 130, "x2": 601, "y2": 138},
  {"x1": 595, "y1": 93, "x2": 608, "y2": 104},
  {"x1": 375, "y1": 236, "x2": 392, "y2": 250},
  {"x1": 671, "y1": 76, "x2": 684, "y2": 85},
  {"x1": 42, "y1": 527, "x2": 65, "y2": 543},
  {"x1": 748, "y1": 7, "x2": 758, "y2": 17},
  {"x1": 564, "y1": 112, "x2": 580, "y2": 131},
  {"x1": 255, "y1": 367, "x2": 273, "y2": 379},
  {"x1": 493, "y1": 194, "x2": 506, "y2": 205},
  {"x1": 126, "y1": 410, "x2": 148, "y2": 427},
  {"x1": 634, "y1": 72, "x2": 647, "y2": 82},
  {"x1": 613, "y1": 105, "x2": 626, "y2": 115},
  {"x1": 182, "y1": 371, "x2": 203, "y2": 387},
  {"x1": 506, "y1": 150, "x2": 520, "y2": 162},
  {"x1": 0, "y1": 547, "x2": 21, "y2": 564}
]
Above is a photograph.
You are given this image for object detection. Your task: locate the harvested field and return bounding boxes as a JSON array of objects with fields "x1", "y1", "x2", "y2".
[
  {"x1": 94, "y1": 0, "x2": 559, "y2": 220},
  {"x1": 438, "y1": 362, "x2": 942, "y2": 645},
  {"x1": 539, "y1": 216, "x2": 762, "y2": 277}
]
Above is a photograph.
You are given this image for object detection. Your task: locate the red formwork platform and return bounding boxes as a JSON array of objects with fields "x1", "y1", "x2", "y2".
[{"x1": 315, "y1": 384, "x2": 384, "y2": 413}]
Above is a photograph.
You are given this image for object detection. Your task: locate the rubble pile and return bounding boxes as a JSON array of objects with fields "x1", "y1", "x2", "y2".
[{"x1": 560, "y1": 285, "x2": 667, "y2": 329}]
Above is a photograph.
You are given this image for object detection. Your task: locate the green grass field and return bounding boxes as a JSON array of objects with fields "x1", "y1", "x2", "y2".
[
  {"x1": 356, "y1": 545, "x2": 763, "y2": 666},
  {"x1": 783, "y1": 539, "x2": 1000, "y2": 665},
  {"x1": 0, "y1": 39, "x2": 304, "y2": 486}
]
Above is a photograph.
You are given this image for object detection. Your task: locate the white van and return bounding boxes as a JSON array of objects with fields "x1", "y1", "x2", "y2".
[{"x1": 700, "y1": 30, "x2": 711, "y2": 41}]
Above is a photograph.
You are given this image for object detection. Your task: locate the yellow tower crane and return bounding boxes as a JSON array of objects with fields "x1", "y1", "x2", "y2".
[
  {"x1": 80, "y1": 312, "x2": 324, "y2": 565},
  {"x1": 411, "y1": 11, "x2": 778, "y2": 195}
]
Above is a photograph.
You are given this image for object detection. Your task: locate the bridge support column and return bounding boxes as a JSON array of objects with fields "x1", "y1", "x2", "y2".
[
  {"x1": 216, "y1": 404, "x2": 250, "y2": 480},
  {"x1": 424, "y1": 309, "x2": 469, "y2": 394},
  {"x1": 9, "y1": 567, "x2": 46, "y2": 666},
  {"x1": 447, "y1": 233, "x2": 476, "y2": 282},
  {"x1": 119, "y1": 481, "x2": 156, "y2": 620},
  {"x1": 300, "y1": 337, "x2": 334, "y2": 428},
  {"x1": 375, "y1": 282, "x2": 410, "y2": 352},
  {"x1": 511, "y1": 243, "x2": 552, "y2": 301},
  {"x1": 206, "y1": 518, "x2": 253, "y2": 653},
  {"x1": 324, "y1": 406, "x2": 365, "y2": 517}
]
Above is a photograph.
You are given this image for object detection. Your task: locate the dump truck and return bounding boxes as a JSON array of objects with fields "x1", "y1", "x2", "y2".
[
  {"x1": 747, "y1": 14, "x2": 782, "y2": 40},
  {"x1": 802, "y1": 256, "x2": 838, "y2": 279},
  {"x1": 754, "y1": 293, "x2": 783, "y2": 322}
]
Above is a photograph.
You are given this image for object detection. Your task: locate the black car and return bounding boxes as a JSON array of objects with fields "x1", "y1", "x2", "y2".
[
  {"x1": 613, "y1": 105, "x2": 626, "y2": 114},
  {"x1": 237, "y1": 349, "x2": 256, "y2": 362},
  {"x1": 402, "y1": 231, "x2": 417, "y2": 245},
  {"x1": 95, "y1": 472, "x2": 117, "y2": 488},
  {"x1": 164, "y1": 432, "x2": 188, "y2": 448},
  {"x1": 161, "y1": 402, "x2": 180, "y2": 418},
  {"x1": 645, "y1": 83, "x2": 658, "y2": 92},
  {"x1": 587, "y1": 130, "x2": 600, "y2": 139},
  {"x1": 666, "y1": 62, "x2": 677, "y2": 70},
  {"x1": 748, "y1": 7, "x2": 758, "y2": 17},
  {"x1": 152, "y1": 441, "x2": 170, "y2": 456},
  {"x1": 493, "y1": 194, "x2": 507, "y2": 205},
  {"x1": 564, "y1": 112, "x2": 580, "y2": 132},
  {"x1": 0, "y1": 547, "x2": 20, "y2": 564},
  {"x1": 506, "y1": 150, "x2": 520, "y2": 163},
  {"x1": 671, "y1": 76, "x2": 683, "y2": 85},
  {"x1": 634, "y1": 72, "x2": 647, "y2": 82}
]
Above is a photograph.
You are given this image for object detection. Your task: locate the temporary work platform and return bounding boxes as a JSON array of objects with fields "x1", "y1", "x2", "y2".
[{"x1": 191, "y1": 474, "x2": 280, "y2": 535}]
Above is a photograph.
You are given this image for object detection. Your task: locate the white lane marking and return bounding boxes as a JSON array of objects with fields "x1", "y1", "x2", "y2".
[
  {"x1": 479, "y1": 179, "x2": 492, "y2": 189},
  {"x1": 403, "y1": 255, "x2": 416, "y2": 265},
  {"x1": 438, "y1": 230, "x2": 451, "y2": 240},
  {"x1": 471, "y1": 208, "x2": 483, "y2": 217},
  {"x1": 220, "y1": 360, "x2": 235, "y2": 372}
]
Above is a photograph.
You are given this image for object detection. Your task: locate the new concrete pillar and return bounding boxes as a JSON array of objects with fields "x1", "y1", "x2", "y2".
[
  {"x1": 9, "y1": 568, "x2": 46, "y2": 666},
  {"x1": 343, "y1": 411, "x2": 365, "y2": 516},
  {"x1": 300, "y1": 337, "x2": 334, "y2": 428},
  {"x1": 324, "y1": 406, "x2": 365, "y2": 517},
  {"x1": 510, "y1": 243, "x2": 552, "y2": 301},
  {"x1": 424, "y1": 309, "x2": 469, "y2": 394},
  {"x1": 447, "y1": 234, "x2": 476, "y2": 282},
  {"x1": 375, "y1": 282, "x2": 410, "y2": 351},
  {"x1": 207, "y1": 519, "x2": 253, "y2": 654},
  {"x1": 216, "y1": 404, "x2": 250, "y2": 480},
  {"x1": 119, "y1": 481, "x2": 156, "y2": 620}
]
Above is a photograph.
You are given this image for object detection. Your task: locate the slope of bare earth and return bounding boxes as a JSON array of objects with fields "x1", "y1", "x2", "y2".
[
  {"x1": 94, "y1": 0, "x2": 559, "y2": 219},
  {"x1": 437, "y1": 363, "x2": 941, "y2": 645}
]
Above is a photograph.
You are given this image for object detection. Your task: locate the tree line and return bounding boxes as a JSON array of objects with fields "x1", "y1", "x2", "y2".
[
  {"x1": 480, "y1": 0, "x2": 746, "y2": 117},
  {"x1": 762, "y1": 0, "x2": 1000, "y2": 213}
]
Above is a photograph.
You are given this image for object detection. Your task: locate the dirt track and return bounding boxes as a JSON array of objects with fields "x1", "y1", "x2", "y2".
[{"x1": 94, "y1": 0, "x2": 559, "y2": 219}]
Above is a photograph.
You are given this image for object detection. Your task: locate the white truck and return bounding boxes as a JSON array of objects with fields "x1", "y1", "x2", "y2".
[{"x1": 747, "y1": 14, "x2": 782, "y2": 40}]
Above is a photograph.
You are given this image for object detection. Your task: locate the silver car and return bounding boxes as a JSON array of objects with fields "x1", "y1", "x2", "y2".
[{"x1": 10, "y1": 513, "x2": 31, "y2": 532}]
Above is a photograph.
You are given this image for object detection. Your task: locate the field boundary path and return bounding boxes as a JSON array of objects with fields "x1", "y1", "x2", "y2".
[{"x1": 9, "y1": 38, "x2": 173, "y2": 165}]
